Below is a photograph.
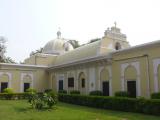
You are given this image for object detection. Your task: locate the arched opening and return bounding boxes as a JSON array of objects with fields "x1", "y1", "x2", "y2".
[
  {"x1": 23, "y1": 75, "x2": 32, "y2": 92},
  {"x1": 115, "y1": 42, "x2": 121, "y2": 50},
  {"x1": 100, "y1": 68, "x2": 110, "y2": 96},
  {"x1": 158, "y1": 65, "x2": 160, "y2": 91},
  {"x1": 124, "y1": 65, "x2": 137, "y2": 98},
  {"x1": 0, "y1": 74, "x2": 9, "y2": 92},
  {"x1": 78, "y1": 72, "x2": 86, "y2": 94}
]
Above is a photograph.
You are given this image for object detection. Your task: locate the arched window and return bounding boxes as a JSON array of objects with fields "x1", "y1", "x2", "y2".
[{"x1": 115, "y1": 42, "x2": 121, "y2": 50}]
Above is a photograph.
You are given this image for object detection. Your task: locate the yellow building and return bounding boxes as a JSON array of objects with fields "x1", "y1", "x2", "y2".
[{"x1": 0, "y1": 24, "x2": 160, "y2": 98}]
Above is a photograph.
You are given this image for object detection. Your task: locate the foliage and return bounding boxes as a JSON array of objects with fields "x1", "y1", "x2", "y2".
[
  {"x1": 3, "y1": 88, "x2": 14, "y2": 93},
  {"x1": 2, "y1": 88, "x2": 14, "y2": 100},
  {"x1": 44, "y1": 89, "x2": 53, "y2": 93},
  {"x1": 27, "y1": 92, "x2": 57, "y2": 110},
  {"x1": 0, "y1": 93, "x2": 27, "y2": 100},
  {"x1": 89, "y1": 38, "x2": 101, "y2": 43},
  {"x1": 151, "y1": 92, "x2": 160, "y2": 99},
  {"x1": 68, "y1": 40, "x2": 80, "y2": 48},
  {"x1": 0, "y1": 36, "x2": 16, "y2": 63},
  {"x1": 26, "y1": 88, "x2": 37, "y2": 93},
  {"x1": 70, "y1": 90, "x2": 80, "y2": 95},
  {"x1": 58, "y1": 94, "x2": 160, "y2": 116},
  {"x1": 89, "y1": 90, "x2": 103, "y2": 96},
  {"x1": 30, "y1": 47, "x2": 43, "y2": 56},
  {"x1": 115, "y1": 91, "x2": 129, "y2": 97},
  {"x1": 58, "y1": 90, "x2": 67, "y2": 94}
]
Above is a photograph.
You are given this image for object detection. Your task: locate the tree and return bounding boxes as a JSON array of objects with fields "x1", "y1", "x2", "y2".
[
  {"x1": 30, "y1": 47, "x2": 43, "y2": 56},
  {"x1": 0, "y1": 36, "x2": 16, "y2": 63},
  {"x1": 89, "y1": 38, "x2": 101, "y2": 43},
  {"x1": 68, "y1": 40, "x2": 80, "y2": 49},
  {"x1": 0, "y1": 36, "x2": 6, "y2": 62}
]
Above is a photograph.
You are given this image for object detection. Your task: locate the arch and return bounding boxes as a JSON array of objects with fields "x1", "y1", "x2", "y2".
[
  {"x1": 78, "y1": 72, "x2": 86, "y2": 94},
  {"x1": 115, "y1": 42, "x2": 121, "y2": 50},
  {"x1": 0, "y1": 74, "x2": 9, "y2": 82},
  {"x1": 124, "y1": 65, "x2": 137, "y2": 80},
  {"x1": 21, "y1": 73, "x2": 33, "y2": 92},
  {"x1": 0, "y1": 73, "x2": 10, "y2": 92},
  {"x1": 23, "y1": 75, "x2": 32, "y2": 83},
  {"x1": 158, "y1": 65, "x2": 160, "y2": 91},
  {"x1": 100, "y1": 68, "x2": 109, "y2": 81},
  {"x1": 124, "y1": 65, "x2": 137, "y2": 98},
  {"x1": 100, "y1": 68, "x2": 110, "y2": 96}
]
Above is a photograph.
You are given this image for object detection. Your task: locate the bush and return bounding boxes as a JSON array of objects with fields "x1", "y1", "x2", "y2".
[
  {"x1": 89, "y1": 90, "x2": 103, "y2": 96},
  {"x1": 58, "y1": 90, "x2": 67, "y2": 94},
  {"x1": 27, "y1": 92, "x2": 58, "y2": 110},
  {"x1": 70, "y1": 90, "x2": 80, "y2": 95},
  {"x1": 3, "y1": 88, "x2": 14, "y2": 100},
  {"x1": 44, "y1": 89, "x2": 53, "y2": 93},
  {"x1": 26, "y1": 88, "x2": 37, "y2": 93},
  {"x1": 151, "y1": 92, "x2": 160, "y2": 99},
  {"x1": 3, "y1": 88, "x2": 14, "y2": 93},
  {"x1": 58, "y1": 94, "x2": 160, "y2": 116},
  {"x1": 115, "y1": 91, "x2": 129, "y2": 97}
]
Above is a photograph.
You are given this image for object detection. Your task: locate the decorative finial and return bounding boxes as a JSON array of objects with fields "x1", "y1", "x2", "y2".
[
  {"x1": 114, "y1": 21, "x2": 117, "y2": 28},
  {"x1": 57, "y1": 27, "x2": 61, "y2": 39}
]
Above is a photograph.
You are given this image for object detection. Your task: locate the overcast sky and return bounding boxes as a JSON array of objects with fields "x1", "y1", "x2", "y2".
[{"x1": 0, "y1": 0, "x2": 160, "y2": 62}]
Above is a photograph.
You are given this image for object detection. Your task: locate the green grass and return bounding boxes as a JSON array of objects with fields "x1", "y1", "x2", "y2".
[{"x1": 0, "y1": 100, "x2": 160, "y2": 120}]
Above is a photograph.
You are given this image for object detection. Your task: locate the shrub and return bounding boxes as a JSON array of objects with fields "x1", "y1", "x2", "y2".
[
  {"x1": 115, "y1": 91, "x2": 129, "y2": 97},
  {"x1": 3, "y1": 88, "x2": 14, "y2": 93},
  {"x1": 58, "y1": 90, "x2": 67, "y2": 94},
  {"x1": 27, "y1": 92, "x2": 57, "y2": 110},
  {"x1": 26, "y1": 88, "x2": 37, "y2": 93},
  {"x1": 3, "y1": 88, "x2": 14, "y2": 100},
  {"x1": 151, "y1": 92, "x2": 160, "y2": 99},
  {"x1": 44, "y1": 89, "x2": 53, "y2": 93},
  {"x1": 43, "y1": 92, "x2": 57, "y2": 108},
  {"x1": 70, "y1": 90, "x2": 80, "y2": 95},
  {"x1": 89, "y1": 90, "x2": 103, "y2": 96},
  {"x1": 58, "y1": 94, "x2": 160, "y2": 116}
]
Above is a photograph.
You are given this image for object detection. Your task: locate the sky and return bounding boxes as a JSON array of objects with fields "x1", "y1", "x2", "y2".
[{"x1": 0, "y1": 0, "x2": 160, "y2": 62}]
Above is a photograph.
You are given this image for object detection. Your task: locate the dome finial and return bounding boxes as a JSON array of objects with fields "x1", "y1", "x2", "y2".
[
  {"x1": 57, "y1": 27, "x2": 61, "y2": 39},
  {"x1": 114, "y1": 21, "x2": 117, "y2": 28}
]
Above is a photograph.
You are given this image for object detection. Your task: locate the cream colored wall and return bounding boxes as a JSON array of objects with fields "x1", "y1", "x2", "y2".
[
  {"x1": 112, "y1": 44, "x2": 160, "y2": 98},
  {"x1": 0, "y1": 65, "x2": 49, "y2": 93},
  {"x1": 24, "y1": 53, "x2": 57, "y2": 66}
]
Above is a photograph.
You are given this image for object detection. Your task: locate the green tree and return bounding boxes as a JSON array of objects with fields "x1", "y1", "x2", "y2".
[
  {"x1": 30, "y1": 47, "x2": 43, "y2": 56},
  {"x1": 0, "y1": 36, "x2": 16, "y2": 63},
  {"x1": 68, "y1": 40, "x2": 80, "y2": 48}
]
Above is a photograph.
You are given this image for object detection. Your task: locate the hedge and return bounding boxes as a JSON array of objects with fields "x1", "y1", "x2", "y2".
[
  {"x1": 0, "y1": 93, "x2": 27, "y2": 100},
  {"x1": 89, "y1": 90, "x2": 103, "y2": 96},
  {"x1": 151, "y1": 92, "x2": 160, "y2": 99},
  {"x1": 58, "y1": 94, "x2": 160, "y2": 116},
  {"x1": 70, "y1": 90, "x2": 80, "y2": 95}
]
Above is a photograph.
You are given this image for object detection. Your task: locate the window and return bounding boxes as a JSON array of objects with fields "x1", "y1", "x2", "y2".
[
  {"x1": 1, "y1": 82, "x2": 8, "y2": 92},
  {"x1": 68, "y1": 77, "x2": 74, "y2": 87},
  {"x1": 115, "y1": 42, "x2": 121, "y2": 50},
  {"x1": 81, "y1": 78, "x2": 85, "y2": 88},
  {"x1": 24, "y1": 83, "x2": 30, "y2": 92}
]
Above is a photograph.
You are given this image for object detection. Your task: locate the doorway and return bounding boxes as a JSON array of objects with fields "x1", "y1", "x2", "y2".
[
  {"x1": 102, "y1": 81, "x2": 109, "y2": 96},
  {"x1": 127, "y1": 81, "x2": 136, "y2": 98}
]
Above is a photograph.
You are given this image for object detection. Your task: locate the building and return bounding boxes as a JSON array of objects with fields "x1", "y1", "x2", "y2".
[{"x1": 0, "y1": 24, "x2": 160, "y2": 98}]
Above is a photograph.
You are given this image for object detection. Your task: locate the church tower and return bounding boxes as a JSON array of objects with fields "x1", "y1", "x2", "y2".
[{"x1": 99, "y1": 22, "x2": 130, "y2": 55}]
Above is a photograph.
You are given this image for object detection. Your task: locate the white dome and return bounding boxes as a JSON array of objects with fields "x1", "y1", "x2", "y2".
[{"x1": 42, "y1": 38, "x2": 74, "y2": 55}]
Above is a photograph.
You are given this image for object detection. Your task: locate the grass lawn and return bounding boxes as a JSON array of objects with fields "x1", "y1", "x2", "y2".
[{"x1": 0, "y1": 100, "x2": 160, "y2": 120}]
